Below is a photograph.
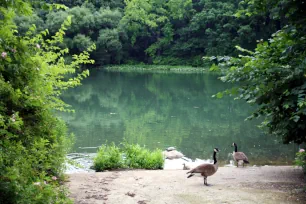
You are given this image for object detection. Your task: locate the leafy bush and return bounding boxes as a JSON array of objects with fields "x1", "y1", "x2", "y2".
[
  {"x1": 72, "y1": 34, "x2": 94, "y2": 52},
  {"x1": 94, "y1": 144, "x2": 124, "y2": 171},
  {"x1": 93, "y1": 143, "x2": 164, "y2": 171},
  {"x1": 123, "y1": 143, "x2": 164, "y2": 170},
  {"x1": 295, "y1": 150, "x2": 306, "y2": 174},
  {"x1": 0, "y1": 1, "x2": 94, "y2": 203}
]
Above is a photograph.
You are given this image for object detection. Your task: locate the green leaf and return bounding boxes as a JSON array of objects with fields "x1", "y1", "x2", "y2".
[
  {"x1": 292, "y1": 115, "x2": 300, "y2": 122},
  {"x1": 216, "y1": 92, "x2": 224, "y2": 99},
  {"x1": 209, "y1": 63, "x2": 220, "y2": 72},
  {"x1": 283, "y1": 104, "x2": 289, "y2": 109}
]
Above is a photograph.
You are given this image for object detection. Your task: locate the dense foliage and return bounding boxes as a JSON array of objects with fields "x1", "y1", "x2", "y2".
[
  {"x1": 16, "y1": 0, "x2": 279, "y2": 66},
  {"x1": 123, "y1": 143, "x2": 164, "y2": 169},
  {"x1": 208, "y1": 0, "x2": 306, "y2": 144},
  {"x1": 94, "y1": 143, "x2": 163, "y2": 171},
  {"x1": 0, "y1": 1, "x2": 94, "y2": 203},
  {"x1": 295, "y1": 149, "x2": 306, "y2": 174},
  {"x1": 94, "y1": 143, "x2": 124, "y2": 171}
]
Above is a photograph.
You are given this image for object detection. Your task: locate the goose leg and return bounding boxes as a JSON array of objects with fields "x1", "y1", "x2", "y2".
[
  {"x1": 204, "y1": 177, "x2": 208, "y2": 186},
  {"x1": 243, "y1": 162, "x2": 244, "y2": 167},
  {"x1": 205, "y1": 177, "x2": 211, "y2": 186}
]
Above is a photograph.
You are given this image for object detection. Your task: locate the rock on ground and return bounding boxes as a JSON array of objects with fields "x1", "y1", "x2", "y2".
[
  {"x1": 162, "y1": 150, "x2": 184, "y2": 160},
  {"x1": 66, "y1": 166, "x2": 306, "y2": 204}
]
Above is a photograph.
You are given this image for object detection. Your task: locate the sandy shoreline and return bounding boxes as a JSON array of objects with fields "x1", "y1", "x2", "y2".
[{"x1": 66, "y1": 166, "x2": 305, "y2": 204}]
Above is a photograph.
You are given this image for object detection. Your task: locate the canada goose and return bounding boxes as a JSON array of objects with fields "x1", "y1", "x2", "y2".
[
  {"x1": 186, "y1": 148, "x2": 219, "y2": 186},
  {"x1": 232, "y1": 142, "x2": 249, "y2": 167}
]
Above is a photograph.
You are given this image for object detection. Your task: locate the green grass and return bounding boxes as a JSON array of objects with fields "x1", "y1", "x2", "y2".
[
  {"x1": 93, "y1": 143, "x2": 164, "y2": 172},
  {"x1": 104, "y1": 64, "x2": 209, "y2": 73}
]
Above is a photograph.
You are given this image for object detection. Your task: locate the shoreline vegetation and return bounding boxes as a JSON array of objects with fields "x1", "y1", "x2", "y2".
[
  {"x1": 64, "y1": 145, "x2": 302, "y2": 174},
  {"x1": 104, "y1": 64, "x2": 209, "y2": 73},
  {"x1": 65, "y1": 146, "x2": 306, "y2": 203},
  {"x1": 93, "y1": 143, "x2": 164, "y2": 172}
]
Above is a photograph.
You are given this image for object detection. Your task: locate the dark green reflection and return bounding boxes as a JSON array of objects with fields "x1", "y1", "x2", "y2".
[{"x1": 60, "y1": 69, "x2": 297, "y2": 165}]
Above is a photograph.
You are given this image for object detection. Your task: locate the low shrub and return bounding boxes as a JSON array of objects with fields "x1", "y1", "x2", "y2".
[
  {"x1": 93, "y1": 143, "x2": 164, "y2": 171},
  {"x1": 295, "y1": 149, "x2": 306, "y2": 174},
  {"x1": 93, "y1": 144, "x2": 124, "y2": 171},
  {"x1": 11, "y1": 179, "x2": 72, "y2": 204},
  {"x1": 123, "y1": 143, "x2": 148, "y2": 169},
  {"x1": 144, "y1": 149, "x2": 164, "y2": 169},
  {"x1": 123, "y1": 143, "x2": 163, "y2": 170}
]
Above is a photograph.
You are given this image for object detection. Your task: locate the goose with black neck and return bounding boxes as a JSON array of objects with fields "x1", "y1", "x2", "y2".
[
  {"x1": 232, "y1": 142, "x2": 249, "y2": 167},
  {"x1": 186, "y1": 148, "x2": 219, "y2": 186}
]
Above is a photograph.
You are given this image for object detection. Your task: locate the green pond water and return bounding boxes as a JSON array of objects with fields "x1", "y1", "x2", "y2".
[{"x1": 60, "y1": 69, "x2": 298, "y2": 165}]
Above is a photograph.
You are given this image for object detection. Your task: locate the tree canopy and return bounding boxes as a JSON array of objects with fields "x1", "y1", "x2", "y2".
[
  {"x1": 208, "y1": 0, "x2": 306, "y2": 144},
  {"x1": 15, "y1": 0, "x2": 280, "y2": 66}
]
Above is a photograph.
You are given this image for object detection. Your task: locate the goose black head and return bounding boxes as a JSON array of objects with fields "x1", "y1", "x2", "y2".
[
  {"x1": 214, "y1": 148, "x2": 219, "y2": 152},
  {"x1": 232, "y1": 142, "x2": 236, "y2": 147}
]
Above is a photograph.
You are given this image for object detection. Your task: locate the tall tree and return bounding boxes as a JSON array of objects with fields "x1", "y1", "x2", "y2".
[{"x1": 209, "y1": 0, "x2": 306, "y2": 144}]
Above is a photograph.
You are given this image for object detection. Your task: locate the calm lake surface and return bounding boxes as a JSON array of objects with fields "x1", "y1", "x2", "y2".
[{"x1": 60, "y1": 69, "x2": 297, "y2": 165}]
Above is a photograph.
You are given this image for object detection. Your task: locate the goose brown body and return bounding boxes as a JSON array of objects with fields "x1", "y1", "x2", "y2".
[
  {"x1": 188, "y1": 163, "x2": 218, "y2": 177},
  {"x1": 232, "y1": 143, "x2": 249, "y2": 167},
  {"x1": 233, "y1": 152, "x2": 249, "y2": 163},
  {"x1": 186, "y1": 148, "x2": 219, "y2": 186}
]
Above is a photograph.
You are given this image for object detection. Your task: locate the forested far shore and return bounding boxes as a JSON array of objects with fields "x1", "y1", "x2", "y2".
[{"x1": 20, "y1": 0, "x2": 280, "y2": 67}]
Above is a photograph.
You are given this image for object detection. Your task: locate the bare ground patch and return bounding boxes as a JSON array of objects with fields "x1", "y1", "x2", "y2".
[{"x1": 66, "y1": 166, "x2": 305, "y2": 204}]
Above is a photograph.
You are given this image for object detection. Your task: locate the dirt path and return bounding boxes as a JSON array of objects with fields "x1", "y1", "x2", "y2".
[{"x1": 66, "y1": 166, "x2": 305, "y2": 204}]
